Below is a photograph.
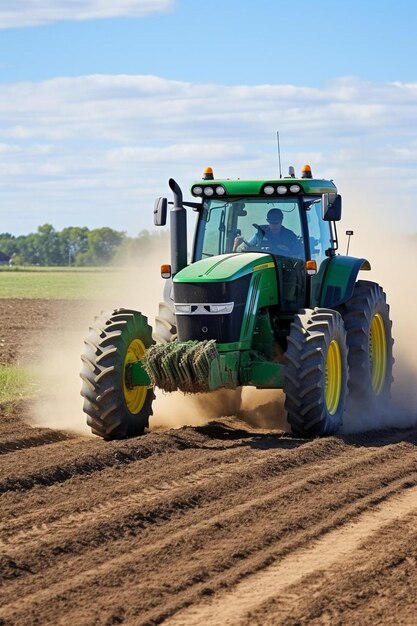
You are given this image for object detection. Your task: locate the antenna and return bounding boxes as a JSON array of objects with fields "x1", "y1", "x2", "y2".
[
  {"x1": 346, "y1": 230, "x2": 354, "y2": 255},
  {"x1": 276, "y1": 131, "x2": 282, "y2": 178}
]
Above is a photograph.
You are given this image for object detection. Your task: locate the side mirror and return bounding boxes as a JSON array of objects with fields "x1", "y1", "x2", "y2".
[
  {"x1": 154, "y1": 197, "x2": 167, "y2": 226},
  {"x1": 235, "y1": 201, "x2": 247, "y2": 216},
  {"x1": 322, "y1": 193, "x2": 342, "y2": 221}
]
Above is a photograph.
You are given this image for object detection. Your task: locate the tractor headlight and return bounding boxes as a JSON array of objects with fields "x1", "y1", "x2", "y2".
[
  {"x1": 289, "y1": 184, "x2": 301, "y2": 193},
  {"x1": 175, "y1": 304, "x2": 192, "y2": 314},
  {"x1": 192, "y1": 186, "x2": 203, "y2": 195},
  {"x1": 204, "y1": 187, "x2": 214, "y2": 196},
  {"x1": 277, "y1": 185, "x2": 288, "y2": 194},
  {"x1": 264, "y1": 185, "x2": 275, "y2": 195},
  {"x1": 215, "y1": 186, "x2": 226, "y2": 195},
  {"x1": 210, "y1": 303, "x2": 234, "y2": 313}
]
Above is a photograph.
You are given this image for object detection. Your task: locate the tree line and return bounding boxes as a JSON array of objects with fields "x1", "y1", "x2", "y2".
[{"x1": 0, "y1": 224, "x2": 168, "y2": 266}]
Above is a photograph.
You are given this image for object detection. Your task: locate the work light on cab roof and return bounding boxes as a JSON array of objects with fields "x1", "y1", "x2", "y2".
[
  {"x1": 80, "y1": 154, "x2": 394, "y2": 445},
  {"x1": 191, "y1": 164, "x2": 323, "y2": 199}
]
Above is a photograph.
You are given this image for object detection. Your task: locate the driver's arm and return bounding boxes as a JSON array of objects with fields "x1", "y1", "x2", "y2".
[{"x1": 233, "y1": 232, "x2": 258, "y2": 252}]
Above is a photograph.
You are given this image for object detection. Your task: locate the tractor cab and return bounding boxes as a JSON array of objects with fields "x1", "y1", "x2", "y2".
[
  {"x1": 190, "y1": 166, "x2": 339, "y2": 265},
  {"x1": 186, "y1": 166, "x2": 341, "y2": 312}
]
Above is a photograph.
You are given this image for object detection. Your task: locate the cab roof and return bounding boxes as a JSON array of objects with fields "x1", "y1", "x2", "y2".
[{"x1": 190, "y1": 177, "x2": 337, "y2": 198}]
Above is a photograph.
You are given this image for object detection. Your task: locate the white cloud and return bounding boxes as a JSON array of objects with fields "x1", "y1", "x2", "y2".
[
  {"x1": 106, "y1": 143, "x2": 246, "y2": 163},
  {"x1": 0, "y1": 74, "x2": 416, "y2": 234},
  {"x1": 0, "y1": 0, "x2": 174, "y2": 28}
]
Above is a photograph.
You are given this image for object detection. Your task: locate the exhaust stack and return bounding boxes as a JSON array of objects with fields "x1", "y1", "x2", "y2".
[{"x1": 169, "y1": 178, "x2": 187, "y2": 276}]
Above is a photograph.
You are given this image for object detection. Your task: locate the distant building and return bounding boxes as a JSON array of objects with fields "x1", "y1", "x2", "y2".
[{"x1": 0, "y1": 251, "x2": 11, "y2": 266}]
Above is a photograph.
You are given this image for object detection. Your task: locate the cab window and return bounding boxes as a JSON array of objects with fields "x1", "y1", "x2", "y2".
[{"x1": 198, "y1": 198, "x2": 305, "y2": 260}]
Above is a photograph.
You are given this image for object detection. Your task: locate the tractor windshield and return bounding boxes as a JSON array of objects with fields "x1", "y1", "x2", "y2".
[{"x1": 195, "y1": 197, "x2": 305, "y2": 261}]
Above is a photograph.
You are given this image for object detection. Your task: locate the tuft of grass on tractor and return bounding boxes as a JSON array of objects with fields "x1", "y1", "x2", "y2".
[{"x1": 80, "y1": 163, "x2": 393, "y2": 440}]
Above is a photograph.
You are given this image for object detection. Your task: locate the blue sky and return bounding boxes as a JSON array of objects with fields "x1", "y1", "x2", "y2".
[
  {"x1": 2, "y1": 1, "x2": 417, "y2": 86},
  {"x1": 1, "y1": 0, "x2": 417, "y2": 235}
]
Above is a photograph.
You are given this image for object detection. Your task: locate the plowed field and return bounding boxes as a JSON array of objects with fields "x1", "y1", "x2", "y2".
[{"x1": 1, "y1": 299, "x2": 417, "y2": 626}]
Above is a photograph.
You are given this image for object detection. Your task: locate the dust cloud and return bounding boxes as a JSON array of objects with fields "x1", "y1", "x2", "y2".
[
  {"x1": 339, "y1": 189, "x2": 417, "y2": 432},
  {"x1": 28, "y1": 247, "x2": 170, "y2": 435},
  {"x1": 151, "y1": 388, "x2": 242, "y2": 430},
  {"x1": 29, "y1": 324, "x2": 93, "y2": 436},
  {"x1": 27, "y1": 244, "x2": 242, "y2": 436},
  {"x1": 237, "y1": 388, "x2": 288, "y2": 431}
]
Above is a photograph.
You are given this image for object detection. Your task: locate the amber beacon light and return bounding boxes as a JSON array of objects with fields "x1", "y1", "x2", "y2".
[
  {"x1": 305, "y1": 260, "x2": 317, "y2": 275},
  {"x1": 161, "y1": 264, "x2": 172, "y2": 279},
  {"x1": 301, "y1": 164, "x2": 313, "y2": 179},
  {"x1": 202, "y1": 166, "x2": 214, "y2": 180}
]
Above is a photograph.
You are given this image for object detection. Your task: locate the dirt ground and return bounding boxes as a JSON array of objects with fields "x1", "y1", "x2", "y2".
[{"x1": 1, "y1": 299, "x2": 417, "y2": 626}]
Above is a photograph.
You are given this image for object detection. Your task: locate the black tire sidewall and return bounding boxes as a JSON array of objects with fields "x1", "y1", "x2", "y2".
[
  {"x1": 81, "y1": 309, "x2": 154, "y2": 440},
  {"x1": 340, "y1": 281, "x2": 394, "y2": 409},
  {"x1": 284, "y1": 308, "x2": 349, "y2": 437}
]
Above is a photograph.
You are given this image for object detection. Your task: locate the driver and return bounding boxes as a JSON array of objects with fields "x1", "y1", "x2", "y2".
[{"x1": 233, "y1": 208, "x2": 302, "y2": 256}]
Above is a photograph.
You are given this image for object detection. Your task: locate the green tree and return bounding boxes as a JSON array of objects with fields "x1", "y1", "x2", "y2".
[
  {"x1": 36, "y1": 224, "x2": 64, "y2": 265},
  {"x1": 0, "y1": 233, "x2": 18, "y2": 258},
  {"x1": 76, "y1": 227, "x2": 125, "y2": 266},
  {"x1": 59, "y1": 226, "x2": 89, "y2": 265},
  {"x1": 19, "y1": 232, "x2": 42, "y2": 265},
  {"x1": 0, "y1": 224, "x2": 170, "y2": 267}
]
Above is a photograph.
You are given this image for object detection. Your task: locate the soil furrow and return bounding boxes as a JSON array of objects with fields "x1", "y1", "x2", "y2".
[
  {"x1": 2, "y1": 434, "x2": 414, "y2": 555},
  {"x1": 2, "y1": 470, "x2": 416, "y2": 626},
  {"x1": 0, "y1": 429, "x2": 212, "y2": 493},
  {"x1": 0, "y1": 431, "x2": 342, "y2": 526},
  {"x1": 248, "y1": 512, "x2": 417, "y2": 626},
  {"x1": 0, "y1": 430, "x2": 75, "y2": 455},
  {"x1": 165, "y1": 486, "x2": 417, "y2": 626},
  {"x1": 286, "y1": 517, "x2": 417, "y2": 626},
  {"x1": 1, "y1": 447, "x2": 416, "y2": 624},
  {"x1": 1, "y1": 426, "x2": 412, "y2": 526}
]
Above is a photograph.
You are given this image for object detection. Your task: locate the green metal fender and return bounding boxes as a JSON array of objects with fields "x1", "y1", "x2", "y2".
[{"x1": 314, "y1": 256, "x2": 371, "y2": 308}]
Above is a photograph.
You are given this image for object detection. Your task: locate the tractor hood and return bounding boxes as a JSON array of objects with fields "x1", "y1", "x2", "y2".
[
  {"x1": 172, "y1": 253, "x2": 278, "y2": 345},
  {"x1": 173, "y1": 252, "x2": 275, "y2": 284}
]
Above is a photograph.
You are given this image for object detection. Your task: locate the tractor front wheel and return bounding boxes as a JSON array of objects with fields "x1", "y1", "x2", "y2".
[
  {"x1": 80, "y1": 309, "x2": 155, "y2": 440},
  {"x1": 284, "y1": 308, "x2": 349, "y2": 437}
]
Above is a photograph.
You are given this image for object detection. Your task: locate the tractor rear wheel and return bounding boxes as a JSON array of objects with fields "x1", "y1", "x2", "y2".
[
  {"x1": 284, "y1": 308, "x2": 349, "y2": 437},
  {"x1": 153, "y1": 301, "x2": 177, "y2": 344},
  {"x1": 80, "y1": 309, "x2": 154, "y2": 440},
  {"x1": 338, "y1": 280, "x2": 393, "y2": 410}
]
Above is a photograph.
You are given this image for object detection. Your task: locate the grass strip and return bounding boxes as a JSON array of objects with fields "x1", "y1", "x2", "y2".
[
  {"x1": 0, "y1": 364, "x2": 37, "y2": 410},
  {"x1": 0, "y1": 268, "x2": 120, "y2": 299}
]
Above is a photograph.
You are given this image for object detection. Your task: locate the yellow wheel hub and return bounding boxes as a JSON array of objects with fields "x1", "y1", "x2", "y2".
[
  {"x1": 325, "y1": 339, "x2": 342, "y2": 415},
  {"x1": 369, "y1": 313, "x2": 387, "y2": 395},
  {"x1": 123, "y1": 338, "x2": 147, "y2": 414}
]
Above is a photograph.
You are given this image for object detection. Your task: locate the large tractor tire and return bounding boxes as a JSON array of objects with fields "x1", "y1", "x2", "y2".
[
  {"x1": 338, "y1": 280, "x2": 394, "y2": 410},
  {"x1": 284, "y1": 308, "x2": 349, "y2": 437},
  {"x1": 153, "y1": 301, "x2": 177, "y2": 344},
  {"x1": 80, "y1": 309, "x2": 155, "y2": 440}
]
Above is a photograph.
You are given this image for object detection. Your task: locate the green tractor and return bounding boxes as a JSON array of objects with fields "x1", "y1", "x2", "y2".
[{"x1": 80, "y1": 164, "x2": 393, "y2": 439}]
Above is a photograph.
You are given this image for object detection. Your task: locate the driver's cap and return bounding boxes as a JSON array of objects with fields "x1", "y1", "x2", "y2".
[{"x1": 266, "y1": 208, "x2": 283, "y2": 223}]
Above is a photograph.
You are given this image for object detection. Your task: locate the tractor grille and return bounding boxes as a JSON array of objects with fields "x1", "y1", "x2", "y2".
[{"x1": 173, "y1": 276, "x2": 251, "y2": 343}]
